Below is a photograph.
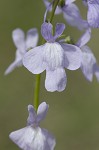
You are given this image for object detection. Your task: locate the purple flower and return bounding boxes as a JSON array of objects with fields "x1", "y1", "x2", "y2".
[
  {"x1": 83, "y1": 0, "x2": 99, "y2": 28},
  {"x1": 9, "y1": 102, "x2": 56, "y2": 150},
  {"x1": 62, "y1": 2, "x2": 88, "y2": 30},
  {"x1": 76, "y1": 28, "x2": 99, "y2": 81},
  {"x1": 5, "y1": 28, "x2": 38, "y2": 75},
  {"x1": 43, "y1": 0, "x2": 89, "y2": 30},
  {"x1": 23, "y1": 22, "x2": 82, "y2": 92}
]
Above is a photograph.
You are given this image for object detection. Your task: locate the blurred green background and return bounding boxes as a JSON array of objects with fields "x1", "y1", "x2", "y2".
[{"x1": 1, "y1": 0, "x2": 99, "y2": 150}]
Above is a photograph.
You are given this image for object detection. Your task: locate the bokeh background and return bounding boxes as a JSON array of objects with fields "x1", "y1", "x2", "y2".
[{"x1": 1, "y1": 0, "x2": 99, "y2": 150}]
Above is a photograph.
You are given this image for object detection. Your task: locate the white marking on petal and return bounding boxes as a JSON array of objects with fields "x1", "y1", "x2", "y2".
[{"x1": 43, "y1": 42, "x2": 64, "y2": 70}]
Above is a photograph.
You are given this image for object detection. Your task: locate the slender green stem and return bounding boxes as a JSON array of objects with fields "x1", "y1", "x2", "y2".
[
  {"x1": 33, "y1": 0, "x2": 60, "y2": 111},
  {"x1": 34, "y1": 74, "x2": 41, "y2": 111},
  {"x1": 49, "y1": 0, "x2": 60, "y2": 23}
]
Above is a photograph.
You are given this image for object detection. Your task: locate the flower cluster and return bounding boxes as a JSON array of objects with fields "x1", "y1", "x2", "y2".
[
  {"x1": 5, "y1": 0, "x2": 99, "y2": 92},
  {"x1": 43, "y1": 0, "x2": 99, "y2": 29},
  {"x1": 6, "y1": 0, "x2": 99, "y2": 149}
]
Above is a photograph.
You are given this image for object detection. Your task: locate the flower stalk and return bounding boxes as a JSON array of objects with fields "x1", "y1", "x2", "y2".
[
  {"x1": 49, "y1": 0, "x2": 60, "y2": 23},
  {"x1": 34, "y1": 74, "x2": 41, "y2": 111}
]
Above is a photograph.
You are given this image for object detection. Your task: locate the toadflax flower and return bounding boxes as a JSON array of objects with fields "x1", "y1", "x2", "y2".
[
  {"x1": 83, "y1": 0, "x2": 99, "y2": 28},
  {"x1": 76, "y1": 28, "x2": 99, "y2": 82},
  {"x1": 5, "y1": 28, "x2": 38, "y2": 75},
  {"x1": 23, "y1": 22, "x2": 82, "y2": 92},
  {"x1": 9, "y1": 102, "x2": 56, "y2": 150},
  {"x1": 43, "y1": 0, "x2": 89, "y2": 30}
]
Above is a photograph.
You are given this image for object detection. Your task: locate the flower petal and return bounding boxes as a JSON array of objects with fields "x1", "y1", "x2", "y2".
[
  {"x1": 93, "y1": 64, "x2": 99, "y2": 82},
  {"x1": 82, "y1": 0, "x2": 88, "y2": 7},
  {"x1": 76, "y1": 28, "x2": 91, "y2": 48},
  {"x1": 43, "y1": 42, "x2": 64, "y2": 70},
  {"x1": 61, "y1": 43, "x2": 82, "y2": 70},
  {"x1": 4, "y1": 60, "x2": 22, "y2": 75},
  {"x1": 23, "y1": 46, "x2": 46, "y2": 74},
  {"x1": 45, "y1": 68, "x2": 66, "y2": 92},
  {"x1": 41, "y1": 128, "x2": 56, "y2": 150},
  {"x1": 81, "y1": 45, "x2": 96, "y2": 81},
  {"x1": 12, "y1": 28, "x2": 25, "y2": 52},
  {"x1": 54, "y1": 23, "x2": 65, "y2": 40},
  {"x1": 43, "y1": 0, "x2": 62, "y2": 15},
  {"x1": 9, "y1": 126, "x2": 35, "y2": 150},
  {"x1": 66, "y1": 0, "x2": 76, "y2": 5},
  {"x1": 9, "y1": 127, "x2": 56, "y2": 150},
  {"x1": 63, "y1": 4, "x2": 89, "y2": 30},
  {"x1": 4, "y1": 50, "x2": 23, "y2": 75},
  {"x1": 27, "y1": 105, "x2": 36, "y2": 126},
  {"x1": 87, "y1": 0, "x2": 99, "y2": 28},
  {"x1": 41, "y1": 22, "x2": 54, "y2": 42},
  {"x1": 26, "y1": 28, "x2": 39, "y2": 49},
  {"x1": 55, "y1": 6, "x2": 62, "y2": 15},
  {"x1": 43, "y1": 0, "x2": 52, "y2": 12},
  {"x1": 37, "y1": 102, "x2": 49, "y2": 123}
]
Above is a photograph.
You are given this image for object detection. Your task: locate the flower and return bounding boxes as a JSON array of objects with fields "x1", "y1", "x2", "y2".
[
  {"x1": 9, "y1": 102, "x2": 56, "y2": 150},
  {"x1": 23, "y1": 22, "x2": 82, "y2": 92},
  {"x1": 5, "y1": 28, "x2": 38, "y2": 75},
  {"x1": 62, "y1": 1, "x2": 88, "y2": 30},
  {"x1": 43, "y1": 0, "x2": 89, "y2": 30},
  {"x1": 83, "y1": 0, "x2": 99, "y2": 28},
  {"x1": 76, "y1": 28, "x2": 99, "y2": 81}
]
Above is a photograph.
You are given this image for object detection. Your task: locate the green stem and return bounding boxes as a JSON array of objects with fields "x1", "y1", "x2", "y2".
[
  {"x1": 34, "y1": 0, "x2": 60, "y2": 111},
  {"x1": 34, "y1": 74, "x2": 41, "y2": 111},
  {"x1": 49, "y1": 0, "x2": 60, "y2": 23}
]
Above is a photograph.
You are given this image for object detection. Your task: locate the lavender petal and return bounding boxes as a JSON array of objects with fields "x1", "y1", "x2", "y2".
[
  {"x1": 81, "y1": 45, "x2": 96, "y2": 81},
  {"x1": 63, "y1": 3, "x2": 89, "y2": 30},
  {"x1": 45, "y1": 68, "x2": 66, "y2": 92},
  {"x1": 12, "y1": 28, "x2": 25, "y2": 52},
  {"x1": 54, "y1": 23, "x2": 65, "y2": 40},
  {"x1": 37, "y1": 102, "x2": 49, "y2": 123},
  {"x1": 27, "y1": 105, "x2": 36, "y2": 126},
  {"x1": 41, "y1": 22, "x2": 54, "y2": 42},
  {"x1": 76, "y1": 28, "x2": 91, "y2": 48},
  {"x1": 87, "y1": 0, "x2": 99, "y2": 28},
  {"x1": 26, "y1": 28, "x2": 39, "y2": 49},
  {"x1": 23, "y1": 46, "x2": 46, "y2": 74},
  {"x1": 61, "y1": 43, "x2": 82, "y2": 70}
]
